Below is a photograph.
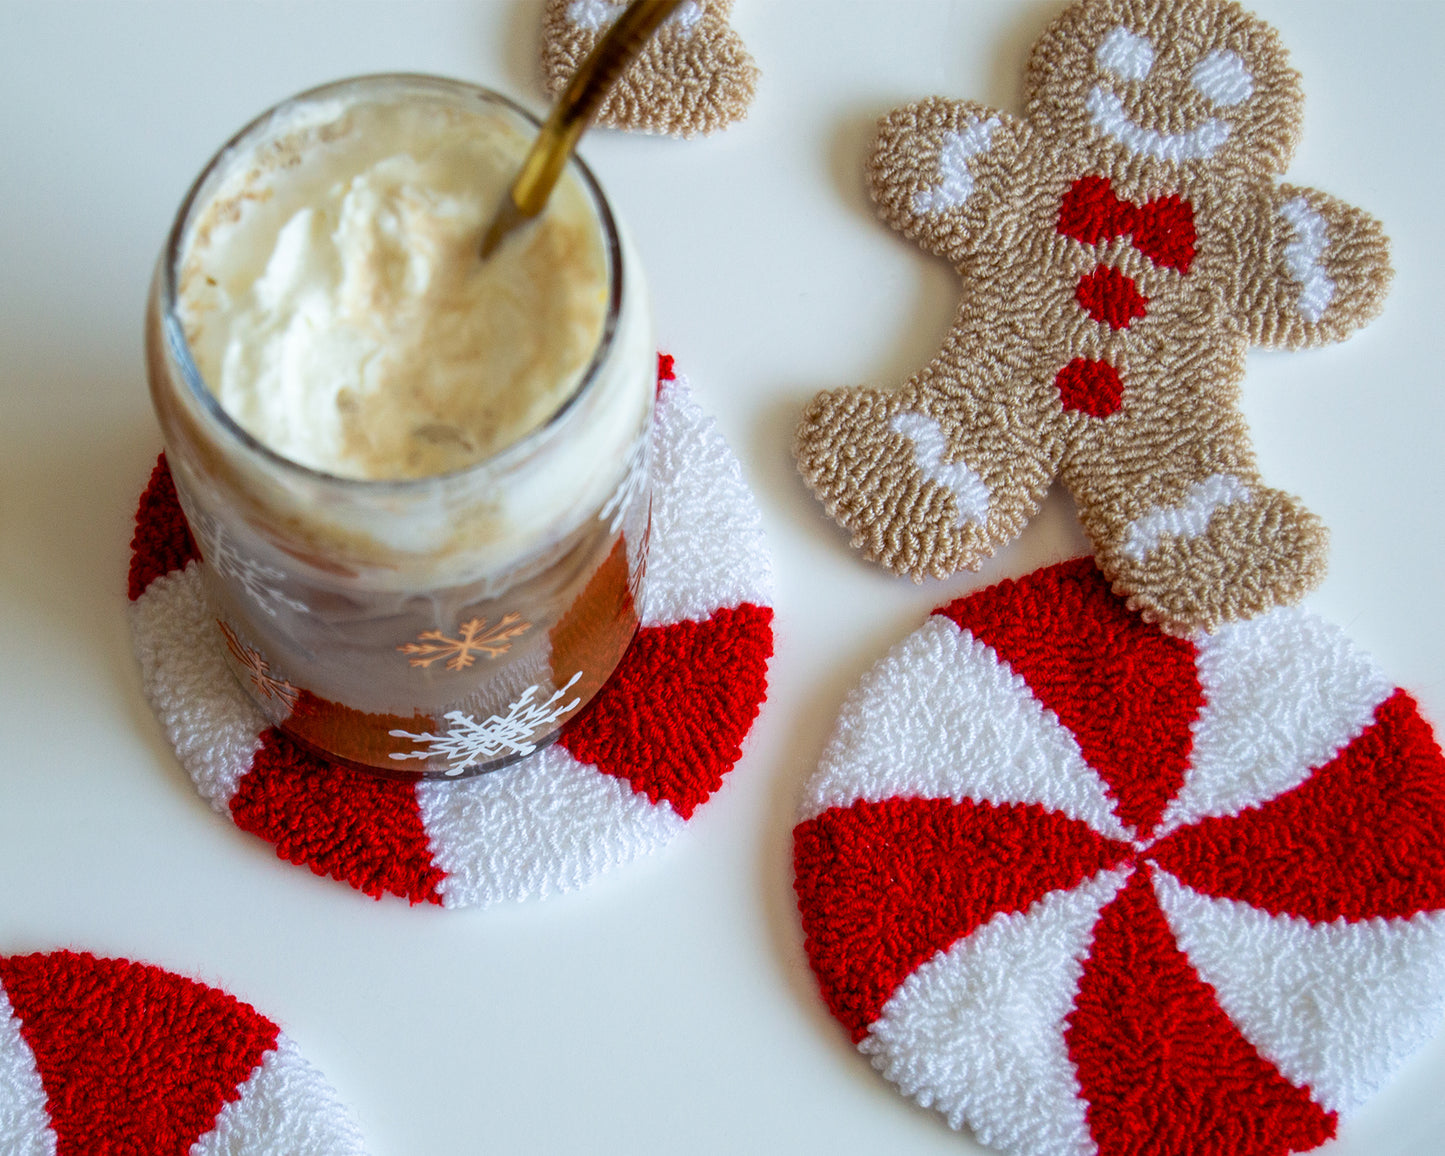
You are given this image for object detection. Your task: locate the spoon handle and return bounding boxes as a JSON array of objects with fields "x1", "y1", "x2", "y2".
[{"x1": 481, "y1": 0, "x2": 686, "y2": 256}]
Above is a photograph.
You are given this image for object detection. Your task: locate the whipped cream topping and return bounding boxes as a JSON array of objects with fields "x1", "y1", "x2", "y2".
[{"x1": 178, "y1": 97, "x2": 610, "y2": 481}]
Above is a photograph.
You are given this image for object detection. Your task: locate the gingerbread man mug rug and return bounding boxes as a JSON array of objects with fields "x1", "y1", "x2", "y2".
[
  {"x1": 127, "y1": 361, "x2": 774, "y2": 907},
  {"x1": 794, "y1": 0, "x2": 1392, "y2": 637},
  {"x1": 794, "y1": 558, "x2": 1445, "y2": 1156}
]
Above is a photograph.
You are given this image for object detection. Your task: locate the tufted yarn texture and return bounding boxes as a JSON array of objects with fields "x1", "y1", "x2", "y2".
[
  {"x1": 793, "y1": 0, "x2": 1392, "y2": 636},
  {"x1": 0, "y1": 950, "x2": 365, "y2": 1156},
  {"x1": 540, "y1": 0, "x2": 758, "y2": 137},
  {"x1": 127, "y1": 361, "x2": 773, "y2": 908},
  {"x1": 793, "y1": 557, "x2": 1445, "y2": 1156}
]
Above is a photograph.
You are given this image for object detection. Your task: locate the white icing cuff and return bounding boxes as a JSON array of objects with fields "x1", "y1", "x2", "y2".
[
  {"x1": 911, "y1": 116, "x2": 1003, "y2": 216},
  {"x1": 890, "y1": 410, "x2": 991, "y2": 526},
  {"x1": 1121, "y1": 473, "x2": 1251, "y2": 561},
  {"x1": 1280, "y1": 196, "x2": 1336, "y2": 323}
]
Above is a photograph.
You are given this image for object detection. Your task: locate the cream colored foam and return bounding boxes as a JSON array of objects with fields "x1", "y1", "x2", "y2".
[{"x1": 179, "y1": 97, "x2": 609, "y2": 481}]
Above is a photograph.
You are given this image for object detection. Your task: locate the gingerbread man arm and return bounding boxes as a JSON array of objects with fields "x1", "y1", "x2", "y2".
[
  {"x1": 1225, "y1": 184, "x2": 1392, "y2": 350},
  {"x1": 866, "y1": 98, "x2": 1029, "y2": 266}
]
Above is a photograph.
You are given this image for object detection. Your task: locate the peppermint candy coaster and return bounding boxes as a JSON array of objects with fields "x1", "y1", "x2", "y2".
[
  {"x1": 128, "y1": 361, "x2": 773, "y2": 907},
  {"x1": 0, "y1": 950, "x2": 365, "y2": 1155},
  {"x1": 793, "y1": 557, "x2": 1445, "y2": 1156}
]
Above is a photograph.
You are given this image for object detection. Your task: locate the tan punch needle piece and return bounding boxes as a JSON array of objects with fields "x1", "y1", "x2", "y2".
[
  {"x1": 793, "y1": 0, "x2": 1392, "y2": 635},
  {"x1": 542, "y1": 0, "x2": 759, "y2": 137}
]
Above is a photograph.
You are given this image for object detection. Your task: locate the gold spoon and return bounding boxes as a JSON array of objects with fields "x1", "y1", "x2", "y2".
[{"x1": 480, "y1": 0, "x2": 686, "y2": 258}]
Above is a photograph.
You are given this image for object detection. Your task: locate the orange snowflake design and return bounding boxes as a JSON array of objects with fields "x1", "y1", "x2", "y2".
[
  {"x1": 398, "y1": 614, "x2": 532, "y2": 672},
  {"x1": 216, "y1": 619, "x2": 299, "y2": 710}
]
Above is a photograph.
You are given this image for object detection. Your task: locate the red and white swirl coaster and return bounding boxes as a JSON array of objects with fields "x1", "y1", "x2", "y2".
[
  {"x1": 0, "y1": 950, "x2": 365, "y2": 1155},
  {"x1": 794, "y1": 557, "x2": 1445, "y2": 1156},
  {"x1": 128, "y1": 360, "x2": 773, "y2": 907}
]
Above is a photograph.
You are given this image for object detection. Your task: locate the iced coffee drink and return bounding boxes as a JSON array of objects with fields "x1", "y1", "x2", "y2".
[{"x1": 146, "y1": 75, "x2": 654, "y2": 777}]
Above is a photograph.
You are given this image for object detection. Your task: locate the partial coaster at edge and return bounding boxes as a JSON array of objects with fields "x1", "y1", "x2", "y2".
[{"x1": 0, "y1": 949, "x2": 366, "y2": 1156}]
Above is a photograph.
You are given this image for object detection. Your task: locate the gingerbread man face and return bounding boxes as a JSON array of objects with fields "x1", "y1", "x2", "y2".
[
  {"x1": 794, "y1": 0, "x2": 1391, "y2": 635},
  {"x1": 1024, "y1": 0, "x2": 1302, "y2": 178}
]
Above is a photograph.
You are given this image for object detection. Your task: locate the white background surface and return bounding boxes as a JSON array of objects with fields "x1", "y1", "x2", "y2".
[{"x1": 2, "y1": 2, "x2": 1443, "y2": 1153}]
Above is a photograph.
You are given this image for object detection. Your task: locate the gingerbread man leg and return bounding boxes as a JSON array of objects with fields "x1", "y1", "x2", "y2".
[
  {"x1": 794, "y1": 344, "x2": 1070, "y2": 580},
  {"x1": 1063, "y1": 405, "x2": 1329, "y2": 634}
]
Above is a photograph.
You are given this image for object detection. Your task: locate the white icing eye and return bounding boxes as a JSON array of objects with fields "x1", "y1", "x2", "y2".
[
  {"x1": 1096, "y1": 26, "x2": 1155, "y2": 81},
  {"x1": 1191, "y1": 49, "x2": 1254, "y2": 106}
]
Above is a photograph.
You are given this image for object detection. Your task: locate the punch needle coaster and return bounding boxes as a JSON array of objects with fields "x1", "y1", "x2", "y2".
[
  {"x1": 794, "y1": 558, "x2": 1445, "y2": 1156},
  {"x1": 541, "y1": 0, "x2": 759, "y2": 137},
  {"x1": 793, "y1": 0, "x2": 1392, "y2": 635},
  {"x1": 0, "y1": 950, "x2": 365, "y2": 1156},
  {"x1": 127, "y1": 361, "x2": 774, "y2": 907}
]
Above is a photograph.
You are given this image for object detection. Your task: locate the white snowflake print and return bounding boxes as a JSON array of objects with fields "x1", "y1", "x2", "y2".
[
  {"x1": 216, "y1": 619, "x2": 299, "y2": 711},
  {"x1": 397, "y1": 614, "x2": 532, "y2": 671},
  {"x1": 195, "y1": 513, "x2": 309, "y2": 618},
  {"x1": 388, "y1": 672, "x2": 585, "y2": 776},
  {"x1": 599, "y1": 430, "x2": 649, "y2": 535}
]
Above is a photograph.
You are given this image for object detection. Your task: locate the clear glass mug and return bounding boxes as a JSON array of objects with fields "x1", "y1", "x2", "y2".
[{"x1": 145, "y1": 75, "x2": 654, "y2": 778}]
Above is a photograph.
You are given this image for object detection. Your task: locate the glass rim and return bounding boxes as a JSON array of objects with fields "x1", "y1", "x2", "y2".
[{"x1": 157, "y1": 71, "x2": 625, "y2": 493}]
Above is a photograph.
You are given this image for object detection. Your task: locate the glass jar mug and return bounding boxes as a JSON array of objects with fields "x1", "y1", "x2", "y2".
[{"x1": 145, "y1": 75, "x2": 654, "y2": 778}]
